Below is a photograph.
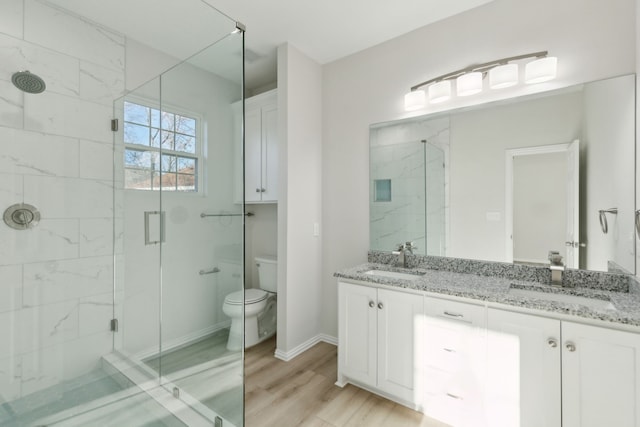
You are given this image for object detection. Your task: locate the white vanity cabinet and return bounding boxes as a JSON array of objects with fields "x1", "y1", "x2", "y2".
[
  {"x1": 337, "y1": 276, "x2": 640, "y2": 426},
  {"x1": 337, "y1": 281, "x2": 424, "y2": 406},
  {"x1": 422, "y1": 297, "x2": 487, "y2": 426},
  {"x1": 233, "y1": 89, "x2": 278, "y2": 203},
  {"x1": 487, "y1": 308, "x2": 640, "y2": 427}
]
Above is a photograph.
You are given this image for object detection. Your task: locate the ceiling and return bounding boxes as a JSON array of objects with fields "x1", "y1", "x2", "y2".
[{"x1": 45, "y1": 0, "x2": 493, "y2": 90}]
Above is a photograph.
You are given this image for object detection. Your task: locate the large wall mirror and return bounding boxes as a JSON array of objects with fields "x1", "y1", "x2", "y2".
[{"x1": 370, "y1": 74, "x2": 636, "y2": 274}]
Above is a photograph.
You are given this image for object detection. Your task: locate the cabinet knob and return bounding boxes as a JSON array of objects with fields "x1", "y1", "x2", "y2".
[
  {"x1": 377, "y1": 302, "x2": 383, "y2": 309},
  {"x1": 547, "y1": 338, "x2": 558, "y2": 348},
  {"x1": 261, "y1": 188, "x2": 266, "y2": 192},
  {"x1": 369, "y1": 301, "x2": 375, "y2": 308},
  {"x1": 256, "y1": 188, "x2": 261, "y2": 193},
  {"x1": 565, "y1": 342, "x2": 576, "y2": 352}
]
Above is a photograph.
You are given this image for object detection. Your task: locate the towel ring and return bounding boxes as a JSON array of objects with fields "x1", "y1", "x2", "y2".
[{"x1": 598, "y1": 208, "x2": 618, "y2": 234}]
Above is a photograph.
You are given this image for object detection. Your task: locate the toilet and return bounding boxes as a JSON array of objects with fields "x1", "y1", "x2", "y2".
[{"x1": 223, "y1": 255, "x2": 277, "y2": 351}]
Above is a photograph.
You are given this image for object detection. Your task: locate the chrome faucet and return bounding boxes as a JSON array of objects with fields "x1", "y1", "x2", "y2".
[
  {"x1": 393, "y1": 242, "x2": 416, "y2": 268},
  {"x1": 548, "y1": 251, "x2": 565, "y2": 287}
]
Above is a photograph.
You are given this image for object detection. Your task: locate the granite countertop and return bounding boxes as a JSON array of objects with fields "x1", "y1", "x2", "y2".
[{"x1": 335, "y1": 262, "x2": 640, "y2": 328}]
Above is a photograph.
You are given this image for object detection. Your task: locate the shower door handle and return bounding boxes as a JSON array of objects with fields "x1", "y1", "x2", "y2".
[{"x1": 144, "y1": 211, "x2": 166, "y2": 245}]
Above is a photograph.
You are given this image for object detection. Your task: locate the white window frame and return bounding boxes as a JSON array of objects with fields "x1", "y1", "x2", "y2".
[{"x1": 123, "y1": 96, "x2": 204, "y2": 194}]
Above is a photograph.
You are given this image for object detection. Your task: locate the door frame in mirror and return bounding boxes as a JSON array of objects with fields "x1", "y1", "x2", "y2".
[{"x1": 505, "y1": 140, "x2": 580, "y2": 267}]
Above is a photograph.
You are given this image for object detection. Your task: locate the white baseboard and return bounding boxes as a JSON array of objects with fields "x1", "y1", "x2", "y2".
[{"x1": 274, "y1": 333, "x2": 337, "y2": 362}]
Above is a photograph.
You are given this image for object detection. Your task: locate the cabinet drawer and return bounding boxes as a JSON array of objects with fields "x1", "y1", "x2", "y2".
[
  {"x1": 425, "y1": 297, "x2": 486, "y2": 326},
  {"x1": 423, "y1": 369, "x2": 485, "y2": 427},
  {"x1": 425, "y1": 338, "x2": 473, "y2": 373}
]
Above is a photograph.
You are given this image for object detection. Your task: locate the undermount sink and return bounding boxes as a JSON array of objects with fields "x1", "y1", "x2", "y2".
[
  {"x1": 509, "y1": 286, "x2": 616, "y2": 311},
  {"x1": 363, "y1": 269, "x2": 424, "y2": 281}
]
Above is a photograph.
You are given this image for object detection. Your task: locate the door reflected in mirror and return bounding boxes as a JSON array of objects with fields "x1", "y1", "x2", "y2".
[{"x1": 370, "y1": 74, "x2": 635, "y2": 274}]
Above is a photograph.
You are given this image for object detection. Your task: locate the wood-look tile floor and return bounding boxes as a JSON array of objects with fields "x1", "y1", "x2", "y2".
[{"x1": 245, "y1": 337, "x2": 450, "y2": 427}]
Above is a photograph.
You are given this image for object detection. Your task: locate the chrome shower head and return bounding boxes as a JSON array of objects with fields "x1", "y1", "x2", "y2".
[{"x1": 11, "y1": 71, "x2": 46, "y2": 94}]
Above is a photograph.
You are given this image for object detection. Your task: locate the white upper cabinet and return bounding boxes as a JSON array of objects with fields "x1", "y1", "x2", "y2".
[{"x1": 234, "y1": 89, "x2": 278, "y2": 204}]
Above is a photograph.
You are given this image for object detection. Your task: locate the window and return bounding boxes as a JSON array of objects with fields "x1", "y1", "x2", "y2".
[{"x1": 123, "y1": 101, "x2": 200, "y2": 192}]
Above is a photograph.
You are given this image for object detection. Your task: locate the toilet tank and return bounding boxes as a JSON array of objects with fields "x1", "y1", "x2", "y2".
[{"x1": 256, "y1": 255, "x2": 277, "y2": 293}]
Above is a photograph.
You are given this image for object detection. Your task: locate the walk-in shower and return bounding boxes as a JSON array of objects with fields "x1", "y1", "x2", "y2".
[{"x1": 0, "y1": 1, "x2": 245, "y2": 426}]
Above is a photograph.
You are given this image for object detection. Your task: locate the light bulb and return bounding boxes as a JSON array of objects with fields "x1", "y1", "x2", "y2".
[
  {"x1": 404, "y1": 90, "x2": 426, "y2": 111},
  {"x1": 428, "y1": 80, "x2": 451, "y2": 104},
  {"x1": 456, "y1": 72, "x2": 483, "y2": 96},
  {"x1": 525, "y1": 57, "x2": 557, "y2": 84},
  {"x1": 489, "y1": 64, "x2": 518, "y2": 89}
]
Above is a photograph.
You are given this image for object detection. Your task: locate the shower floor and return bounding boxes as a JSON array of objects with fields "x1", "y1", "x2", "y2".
[
  {"x1": 1, "y1": 329, "x2": 243, "y2": 427},
  {"x1": 0, "y1": 369, "x2": 184, "y2": 427},
  {"x1": 143, "y1": 328, "x2": 235, "y2": 375},
  {"x1": 142, "y1": 328, "x2": 243, "y2": 427}
]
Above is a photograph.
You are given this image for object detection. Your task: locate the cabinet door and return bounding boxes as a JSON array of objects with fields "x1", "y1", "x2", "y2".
[
  {"x1": 244, "y1": 107, "x2": 262, "y2": 202},
  {"x1": 486, "y1": 309, "x2": 561, "y2": 427},
  {"x1": 377, "y1": 288, "x2": 424, "y2": 404},
  {"x1": 562, "y1": 322, "x2": 640, "y2": 427},
  {"x1": 260, "y1": 103, "x2": 278, "y2": 202},
  {"x1": 338, "y1": 282, "x2": 377, "y2": 387}
]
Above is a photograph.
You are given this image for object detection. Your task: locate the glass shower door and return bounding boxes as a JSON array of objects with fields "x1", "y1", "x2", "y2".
[
  {"x1": 114, "y1": 28, "x2": 245, "y2": 426},
  {"x1": 156, "y1": 31, "x2": 245, "y2": 426}
]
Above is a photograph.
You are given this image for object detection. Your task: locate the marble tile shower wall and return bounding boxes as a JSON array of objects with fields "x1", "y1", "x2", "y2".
[
  {"x1": 0, "y1": 0, "x2": 125, "y2": 401},
  {"x1": 369, "y1": 116, "x2": 449, "y2": 255}
]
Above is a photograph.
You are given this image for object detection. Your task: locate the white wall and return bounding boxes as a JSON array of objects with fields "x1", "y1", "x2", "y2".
[
  {"x1": 322, "y1": 0, "x2": 636, "y2": 338},
  {"x1": 0, "y1": 0, "x2": 125, "y2": 400},
  {"x1": 277, "y1": 44, "x2": 323, "y2": 355},
  {"x1": 582, "y1": 75, "x2": 636, "y2": 272}
]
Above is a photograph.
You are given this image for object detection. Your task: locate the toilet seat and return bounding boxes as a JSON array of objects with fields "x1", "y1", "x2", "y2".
[{"x1": 224, "y1": 289, "x2": 267, "y2": 306}]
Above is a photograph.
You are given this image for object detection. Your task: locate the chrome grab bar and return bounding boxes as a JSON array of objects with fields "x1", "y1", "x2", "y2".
[
  {"x1": 598, "y1": 208, "x2": 618, "y2": 234},
  {"x1": 199, "y1": 267, "x2": 221, "y2": 275},
  {"x1": 201, "y1": 212, "x2": 254, "y2": 218}
]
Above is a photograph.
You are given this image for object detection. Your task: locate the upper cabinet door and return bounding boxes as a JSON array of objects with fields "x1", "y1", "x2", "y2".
[
  {"x1": 244, "y1": 107, "x2": 263, "y2": 202},
  {"x1": 260, "y1": 103, "x2": 278, "y2": 202},
  {"x1": 562, "y1": 321, "x2": 640, "y2": 427}
]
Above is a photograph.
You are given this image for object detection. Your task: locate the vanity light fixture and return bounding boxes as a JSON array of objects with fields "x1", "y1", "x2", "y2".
[{"x1": 404, "y1": 51, "x2": 557, "y2": 111}]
